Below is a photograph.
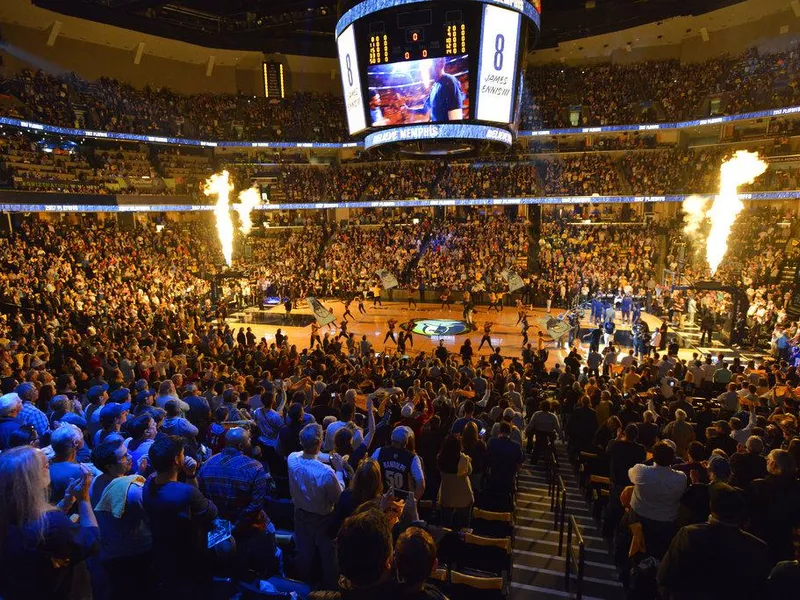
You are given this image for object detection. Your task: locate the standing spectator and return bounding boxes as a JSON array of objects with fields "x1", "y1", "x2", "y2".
[
  {"x1": 658, "y1": 484, "x2": 770, "y2": 600},
  {"x1": 89, "y1": 439, "x2": 152, "y2": 600},
  {"x1": 628, "y1": 442, "x2": 687, "y2": 559},
  {"x1": 49, "y1": 423, "x2": 93, "y2": 503},
  {"x1": 662, "y1": 409, "x2": 696, "y2": 459},
  {"x1": 746, "y1": 449, "x2": 800, "y2": 564},
  {"x1": 16, "y1": 382, "x2": 49, "y2": 438},
  {"x1": 484, "y1": 421, "x2": 524, "y2": 510},
  {"x1": 729, "y1": 435, "x2": 767, "y2": 488},
  {"x1": 372, "y1": 425, "x2": 426, "y2": 501},
  {"x1": 143, "y1": 435, "x2": 218, "y2": 599},
  {"x1": 0, "y1": 393, "x2": 23, "y2": 450},
  {"x1": 198, "y1": 427, "x2": 277, "y2": 578},
  {"x1": 288, "y1": 423, "x2": 345, "y2": 589},
  {"x1": 607, "y1": 424, "x2": 646, "y2": 526},
  {"x1": 436, "y1": 433, "x2": 474, "y2": 529},
  {"x1": 0, "y1": 446, "x2": 99, "y2": 600}
]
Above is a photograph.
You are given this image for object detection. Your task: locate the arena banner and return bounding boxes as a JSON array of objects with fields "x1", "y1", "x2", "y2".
[
  {"x1": 501, "y1": 269, "x2": 525, "y2": 292},
  {"x1": 376, "y1": 269, "x2": 399, "y2": 290},
  {"x1": 306, "y1": 297, "x2": 336, "y2": 326},
  {"x1": 3, "y1": 103, "x2": 800, "y2": 149}
]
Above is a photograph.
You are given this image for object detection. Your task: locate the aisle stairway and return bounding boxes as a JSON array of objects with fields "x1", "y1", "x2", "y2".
[{"x1": 510, "y1": 443, "x2": 625, "y2": 600}]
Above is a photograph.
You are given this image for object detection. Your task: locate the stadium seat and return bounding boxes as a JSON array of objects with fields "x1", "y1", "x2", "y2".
[
  {"x1": 470, "y1": 508, "x2": 514, "y2": 539},
  {"x1": 457, "y1": 533, "x2": 512, "y2": 578}
]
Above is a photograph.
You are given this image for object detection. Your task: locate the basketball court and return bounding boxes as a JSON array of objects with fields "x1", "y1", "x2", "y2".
[{"x1": 228, "y1": 299, "x2": 680, "y2": 367}]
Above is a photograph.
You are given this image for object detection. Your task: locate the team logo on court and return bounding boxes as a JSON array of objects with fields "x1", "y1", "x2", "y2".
[{"x1": 407, "y1": 319, "x2": 469, "y2": 337}]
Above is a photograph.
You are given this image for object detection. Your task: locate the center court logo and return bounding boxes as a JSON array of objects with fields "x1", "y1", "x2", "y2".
[{"x1": 406, "y1": 319, "x2": 469, "y2": 337}]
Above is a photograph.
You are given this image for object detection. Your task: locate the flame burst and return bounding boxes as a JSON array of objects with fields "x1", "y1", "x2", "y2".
[
  {"x1": 706, "y1": 151, "x2": 767, "y2": 274},
  {"x1": 204, "y1": 170, "x2": 235, "y2": 267},
  {"x1": 234, "y1": 187, "x2": 261, "y2": 235}
]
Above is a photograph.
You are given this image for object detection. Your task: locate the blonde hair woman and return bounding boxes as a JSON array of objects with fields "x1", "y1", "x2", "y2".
[{"x1": 0, "y1": 446, "x2": 99, "y2": 600}]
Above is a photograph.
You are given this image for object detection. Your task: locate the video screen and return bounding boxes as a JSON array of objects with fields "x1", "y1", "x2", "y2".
[{"x1": 367, "y1": 55, "x2": 470, "y2": 127}]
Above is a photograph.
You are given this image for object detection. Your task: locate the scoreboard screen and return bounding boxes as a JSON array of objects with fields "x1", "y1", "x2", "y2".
[{"x1": 336, "y1": 0, "x2": 540, "y2": 147}]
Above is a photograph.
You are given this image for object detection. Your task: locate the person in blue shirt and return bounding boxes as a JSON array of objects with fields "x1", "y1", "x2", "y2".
[
  {"x1": 403, "y1": 58, "x2": 464, "y2": 123},
  {"x1": 632, "y1": 302, "x2": 642, "y2": 325},
  {"x1": 621, "y1": 294, "x2": 633, "y2": 323},
  {"x1": 591, "y1": 296, "x2": 603, "y2": 325}
]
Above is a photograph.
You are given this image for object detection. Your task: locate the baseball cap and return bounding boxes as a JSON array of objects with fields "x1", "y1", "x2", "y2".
[
  {"x1": 87, "y1": 384, "x2": 109, "y2": 402},
  {"x1": 110, "y1": 388, "x2": 131, "y2": 404},
  {"x1": 134, "y1": 379, "x2": 149, "y2": 392},
  {"x1": 99, "y1": 403, "x2": 126, "y2": 423},
  {"x1": 391, "y1": 425, "x2": 411, "y2": 445},
  {"x1": 401, "y1": 403, "x2": 414, "y2": 418},
  {"x1": 15, "y1": 382, "x2": 36, "y2": 398},
  {"x1": 135, "y1": 389, "x2": 155, "y2": 405}
]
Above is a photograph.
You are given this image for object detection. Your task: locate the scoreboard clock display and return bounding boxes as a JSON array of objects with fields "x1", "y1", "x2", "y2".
[{"x1": 336, "y1": 0, "x2": 541, "y2": 148}]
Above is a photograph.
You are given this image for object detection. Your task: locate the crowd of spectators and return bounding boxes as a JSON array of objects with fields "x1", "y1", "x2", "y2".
[
  {"x1": 0, "y1": 70, "x2": 348, "y2": 142},
  {"x1": 318, "y1": 223, "x2": 429, "y2": 295},
  {"x1": 520, "y1": 46, "x2": 800, "y2": 129},
  {"x1": 1, "y1": 45, "x2": 798, "y2": 143},
  {"x1": 665, "y1": 205, "x2": 799, "y2": 348},
  {"x1": 535, "y1": 221, "x2": 660, "y2": 307},
  {"x1": 559, "y1": 343, "x2": 800, "y2": 598},
  {"x1": 0, "y1": 211, "x2": 797, "y2": 600},
  {"x1": 415, "y1": 214, "x2": 529, "y2": 293}
]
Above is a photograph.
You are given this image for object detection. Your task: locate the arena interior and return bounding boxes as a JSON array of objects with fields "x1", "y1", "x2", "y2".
[{"x1": 0, "y1": 0, "x2": 800, "y2": 599}]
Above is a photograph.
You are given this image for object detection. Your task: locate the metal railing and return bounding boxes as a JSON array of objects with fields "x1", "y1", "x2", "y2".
[
  {"x1": 564, "y1": 514, "x2": 586, "y2": 600},
  {"x1": 545, "y1": 451, "x2": 587, "y2": 599}
]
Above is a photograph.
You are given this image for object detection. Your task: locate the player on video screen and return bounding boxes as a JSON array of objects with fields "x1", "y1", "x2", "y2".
[
  {"x1": 402, "y1": 57, "x2": 464, "y2": 122},
  {"x1": 369, "y1": 90, "x2": 389, "y2": 126}
]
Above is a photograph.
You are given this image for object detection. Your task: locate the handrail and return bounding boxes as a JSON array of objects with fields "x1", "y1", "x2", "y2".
[
  {"x1": 564, "y1": 514, "x2": 586, "y2": 600},
  {"x1": 556, "y1": 476, "x2": 567, "y2": 554}
]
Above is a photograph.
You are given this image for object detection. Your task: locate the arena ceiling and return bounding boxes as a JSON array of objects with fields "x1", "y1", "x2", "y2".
[{"x1": 32, "y1": 0, "x2": 745, "y2": 57}]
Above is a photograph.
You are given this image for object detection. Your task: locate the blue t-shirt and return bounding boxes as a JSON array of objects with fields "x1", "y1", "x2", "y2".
[{"x1": 424, "y1": 73, "x2": 464, "y2": 122}]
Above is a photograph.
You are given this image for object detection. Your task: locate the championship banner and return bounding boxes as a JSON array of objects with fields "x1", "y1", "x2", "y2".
[
  {"x1": 501, "y1": 269, "x2": 525, "y2": 293},
  {"x1": 375, "y1": 269, "x2": 399, "y2": 290},
  {"x1": 306, "y1": 297, "x2": 336, "y2": 326}
]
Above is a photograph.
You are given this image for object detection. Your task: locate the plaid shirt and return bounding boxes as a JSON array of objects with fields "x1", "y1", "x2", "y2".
[
  {"x1": 197, "y1": 447, "x2": 267, "y2": 528},
  {"x1": 20, "y1": 402, "x2": 50, "y2": 437}
]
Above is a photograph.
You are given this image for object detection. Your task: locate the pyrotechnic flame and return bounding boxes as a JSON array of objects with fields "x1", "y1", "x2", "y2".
[
  {"x1": 233, "y1": 187, "x2": 260, "y2": 235},
  {"x1": 681, "y1": 194, "x2": 710, "y2": 237},
  {"x1": 706, "y1": 151, "x2": 767, "y2": 274},
  {"x1": 204, "y1": 170, "x2": 235, "y2": 267}
]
